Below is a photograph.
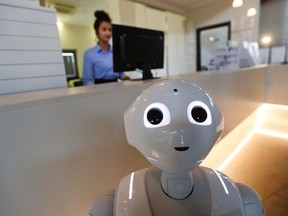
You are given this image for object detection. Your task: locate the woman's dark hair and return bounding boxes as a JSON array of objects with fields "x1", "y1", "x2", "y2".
[{"x1": 94, "y1": 10, "x2": 111, "y2": 34}]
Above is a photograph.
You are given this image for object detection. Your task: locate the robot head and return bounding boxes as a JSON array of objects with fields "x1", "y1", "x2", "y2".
[{"x1": 124, "y1": 79, "x2": 224, "y2": 173}]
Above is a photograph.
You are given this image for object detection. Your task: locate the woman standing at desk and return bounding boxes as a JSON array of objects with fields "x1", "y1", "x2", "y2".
[{"x1": 83, "y1": 11, "x2": 129, "y2": 85}]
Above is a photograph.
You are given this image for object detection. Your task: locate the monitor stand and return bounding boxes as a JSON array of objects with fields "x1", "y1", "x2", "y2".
[
  {"x1": 142, "y1": 63, "x2": 153, "y2": 80},
  {"x1": 130, "y1": 63, "x2": 161, "y2": 81}
]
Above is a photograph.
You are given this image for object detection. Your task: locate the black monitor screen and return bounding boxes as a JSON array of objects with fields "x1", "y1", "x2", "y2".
[{"x1": 112, "y1": 24, "x2": 164, "y2": 80}]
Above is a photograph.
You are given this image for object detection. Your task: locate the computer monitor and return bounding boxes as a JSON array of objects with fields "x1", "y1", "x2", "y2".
[
  {"x1": 112, "y1": 24, "x2": 164, "y2": 80},
  {"x1": 62, "y1": 49, "x2": 79, "y2": 81}
]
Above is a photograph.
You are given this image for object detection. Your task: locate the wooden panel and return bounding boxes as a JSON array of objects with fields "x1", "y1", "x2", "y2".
[
  {"x1": 0, "y1": 75, "x2": 67, "y2": 95},
  {"x1": 0, "y1": 35, "x2": 61, "y2": 50},
  {"x1": 0, "y1": 4, "x2": 56, "y2": 24},
  {"x1": 0, "y1": 51, "x2": 63, "y2": 65},
  {"x1": 0, "y1": 3, "x2": 67, "y2": 94},
  {"x1": 0, "y1": 20, "x2": 59, "y2": 37},
  {"x1": 0, "y1": 0, "x2": 40, "y2": 8},
  {"x1": 0, "y1": 64, "x2": 65, "y2": 79}
]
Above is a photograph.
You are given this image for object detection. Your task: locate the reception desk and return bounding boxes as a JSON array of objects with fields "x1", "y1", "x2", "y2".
[{"x1": 0, "y1": 65, "x2": 287, "y2": 216}]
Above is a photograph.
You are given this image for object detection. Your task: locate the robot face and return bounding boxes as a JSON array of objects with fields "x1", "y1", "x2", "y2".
[{"x1": 124, "y1": 79, "x2": 223, "y2": 173}]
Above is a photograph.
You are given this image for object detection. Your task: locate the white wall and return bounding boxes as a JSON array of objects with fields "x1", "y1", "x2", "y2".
[
  {"x1": 119, "y1": 0, "x2": 136, "y2": 26},
  {"x1": 58, "y1": 24, "x2": 96, "y2": 78},
  {"x1": 186, "y1": 0, "x2": 260, "y2": 71},
  {"x1": 134, "y1": 2, "x2": 146, "y2": 28},
  {"x1": 55, "y1": 0, "x2": 110, "y2": 28},
  {"x1": 108, "y1": 0, "x2": 121, "y2": 24},
  {"x1": 259, "y1": 0, "x2": 288, "y2": 46},
  {"x1": 146, "y1": 7, "x2": 166, "y2": 31},
  {"x1": 146, "y1": 7, "x2": 168, "y2": 77},
  {"x1": 166, "y1": 12, "x2": 188, "y2": 75}
]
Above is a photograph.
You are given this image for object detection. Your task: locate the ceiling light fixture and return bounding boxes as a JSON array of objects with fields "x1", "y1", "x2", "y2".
[
  {"x1": 247, "y1": 8, "x2": 257, "y2": 17},
  {"x1": 209, "y1": 36, "x2": 215, "y2": 42},
  {"x1": 232, "y1": 0, "x2": 243, "y2": 8},
  {"x1": 261, "y1": 36, "x2": 271, "y2": 45}
]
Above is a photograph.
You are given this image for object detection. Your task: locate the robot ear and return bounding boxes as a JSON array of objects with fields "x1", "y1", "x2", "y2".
[
  {"x1": 187, "y1": 101, "x2": 212, "y2": 126},
  {"x1": 143, "y1": 103, "x2": 171, "y2": 128},
  {"x1": 124, "y1": 109, "x2": 136, "y2": 147}
]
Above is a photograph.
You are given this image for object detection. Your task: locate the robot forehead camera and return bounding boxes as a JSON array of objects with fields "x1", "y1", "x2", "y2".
[
  {"x1": 124, "y1": 79, "x2": 224, "y2": 172},
  {"x1": 143, "y1": 79, "x2": 202, "y2": 95}
]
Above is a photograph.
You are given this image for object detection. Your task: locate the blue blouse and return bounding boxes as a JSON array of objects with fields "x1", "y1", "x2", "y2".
[{"x1": 82, "y1": 44, "x2": 125, "y2": 85}]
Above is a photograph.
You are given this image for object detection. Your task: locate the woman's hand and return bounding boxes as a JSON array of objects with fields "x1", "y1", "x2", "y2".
[{"x1": 122, "y1": 75, "x2": 130, "y2": 80}]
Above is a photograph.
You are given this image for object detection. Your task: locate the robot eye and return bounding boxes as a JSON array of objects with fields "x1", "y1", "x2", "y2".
[
  {"x1": 187, "y1": 101, "x2": 212, "y2": 125},
  {"x1": 144, "y1": 103, "x2": 170, "y2": 128},
  {"x1": 147, "y1": 108, "x2": 163, "y2": 125},
  {"x1": 192, "y1": 107, "x2": 207, "y2": 123}
]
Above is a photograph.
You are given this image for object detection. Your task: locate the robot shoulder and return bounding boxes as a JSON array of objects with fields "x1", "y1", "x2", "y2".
[
  {"x1": 201, "y1": 167, "x2": 246, "y2": 215},
  {"x1": 114, "y1": 168, "x2": 153, "y2": 216},
  {"x1": 89, "y1": 189, "x2": 115, "y2": 216},
  {"x1": 236, "y1": 183, "x2": 265, "y2": 216}
]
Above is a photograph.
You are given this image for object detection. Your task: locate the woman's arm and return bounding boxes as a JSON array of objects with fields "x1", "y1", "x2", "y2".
[{"x1": 82, "y1": 51, "x2": 94, "y2": 85}]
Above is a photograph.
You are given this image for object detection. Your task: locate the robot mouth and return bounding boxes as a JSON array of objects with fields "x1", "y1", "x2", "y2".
[{"x1": 174, "y1": 147, "x2": 189, "y2": 151}]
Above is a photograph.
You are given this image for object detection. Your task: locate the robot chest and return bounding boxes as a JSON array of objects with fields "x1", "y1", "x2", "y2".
[
  {"x1": 146, "y1": 168, "x2": 211, "y2": 216},
  {"x1": 114, "y1": 167, "x2": 245, "y2": 216}
]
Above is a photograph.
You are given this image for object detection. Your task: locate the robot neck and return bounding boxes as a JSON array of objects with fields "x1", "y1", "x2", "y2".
[{"x1": 160, "y1": 170, "x2": 194, "y2": 200}]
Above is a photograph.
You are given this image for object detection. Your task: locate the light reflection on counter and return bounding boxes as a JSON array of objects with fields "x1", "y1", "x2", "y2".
[{"x1": 217, "y1": 103, "x2": 288, "y2": 171}]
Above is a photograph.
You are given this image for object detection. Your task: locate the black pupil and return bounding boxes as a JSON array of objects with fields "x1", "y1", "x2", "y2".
[
  {"x1": 147, "y1": 108, "x2": 163, "y2": 125},
  {"x1": 192, "y1": 106, "x2": 207, "y2": 123}
]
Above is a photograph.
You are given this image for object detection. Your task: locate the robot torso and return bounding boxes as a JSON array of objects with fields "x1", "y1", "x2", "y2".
[{"x1": 114, "y1": 166, "x2": 245, "y2": 216}]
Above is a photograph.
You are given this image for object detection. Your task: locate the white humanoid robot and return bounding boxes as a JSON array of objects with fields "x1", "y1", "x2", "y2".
[{"x1": 89, "y1": 79, "x2": 264, "y2": 216}]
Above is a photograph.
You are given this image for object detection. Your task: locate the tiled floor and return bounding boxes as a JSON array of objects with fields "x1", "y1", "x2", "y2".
[{"x1": 202, "y1": 103, "x2": 288, "y2": 215}]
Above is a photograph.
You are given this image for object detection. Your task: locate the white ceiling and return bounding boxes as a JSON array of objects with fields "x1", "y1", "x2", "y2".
[
  {"x1": 47, "y1": 0, "x2": 219, "y2": 27},
  {"x1": 133, "y1": 0, "x2": 219, "y2": 12}
]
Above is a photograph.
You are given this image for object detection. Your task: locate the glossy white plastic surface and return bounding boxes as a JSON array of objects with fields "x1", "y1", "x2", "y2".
[
  {"x1": 114, "y1": 169, "x2": 153, "y2": 216},
  {"x1": 124, "y1": 79, "x2": 224, "y2": 173}
]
